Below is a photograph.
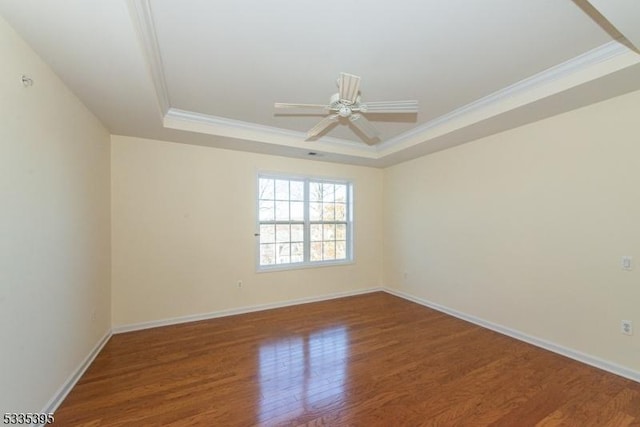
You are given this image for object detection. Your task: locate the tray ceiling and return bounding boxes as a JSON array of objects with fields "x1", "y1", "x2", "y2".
[{"x1": 1, "y1": 0, "x2": 639, "y2": 166}]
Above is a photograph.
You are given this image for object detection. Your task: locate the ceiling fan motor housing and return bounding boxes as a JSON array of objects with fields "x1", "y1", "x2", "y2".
[{"x1": 330, "y1": 93, "x2": 362, "y2": 117}]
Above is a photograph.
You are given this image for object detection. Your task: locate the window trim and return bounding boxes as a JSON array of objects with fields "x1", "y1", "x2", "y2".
[{"x1": 255, "y1": 172, "x2": 354, "y2": 272}]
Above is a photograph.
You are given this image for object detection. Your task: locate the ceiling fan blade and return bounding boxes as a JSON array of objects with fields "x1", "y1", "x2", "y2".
[
  {"x1": 349, "y1": 114, "x2": 379, "y2": 142},
  {"x1": 338, "y1": 72, "x2": 360, "y2": 105},
  {"x1": 275, "y1": 102, "x2": 329, "y2": 109},
  {"x1": 307, "y1": 114, "x2": 339, "y2": 138},
  {"x1": 360, "y1": 100, "x2": 419, "y2": 113}
]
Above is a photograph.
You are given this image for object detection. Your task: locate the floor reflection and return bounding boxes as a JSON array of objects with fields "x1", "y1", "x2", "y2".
[{"x1": 258, "y1": 326, "x2": 348, "y2": 424}]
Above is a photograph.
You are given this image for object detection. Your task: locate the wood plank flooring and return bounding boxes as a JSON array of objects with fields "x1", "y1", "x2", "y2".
[{"x1": 54, "y1": 292, "x2": 640, "y2": 426}]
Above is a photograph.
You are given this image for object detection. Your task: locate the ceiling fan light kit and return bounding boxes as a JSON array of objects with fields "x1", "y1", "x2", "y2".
[{"x1": 275, "y1": 72, "x2": 418, "y2": 143}]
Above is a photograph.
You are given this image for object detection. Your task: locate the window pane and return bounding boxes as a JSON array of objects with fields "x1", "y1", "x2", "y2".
[
  {"x1": 335, "y1": 184, "x2": 346, "y2": 202},
  {"x1": 310, "y1": 224, "x2": 322, "y2": 242},
  {"x1": 275, "y1": 180, "x2": 289, "y2": 200},
  {"x1": 336, "y1": 241, "x2": 346, "y2": 259},
  {"x1": 323, "y1": 224, "x2": 335, "y2": 240},
  {"x1": 323, "y1": 241, "x2": 335, "y2": 260},
  {"x1": 290, "y1": 181, "x2": 304, "y2": 201},
  {"x1": 309, "y1": 202, "x2": 322, "y2": 221},
  {"x1": 322, "y1": 183, "x2": 335, "y2": 202},
  {"x1": 291, "y1": 224, "x2": 304, "y2": 242},
  {"x1": 259, "y1": 178, "x2": 274, "y2": 200},
  {"x1": 310, "y1": 182, "x2": 323, "y2": 201},
  {"x1": 260, "y1": 224, "x2": 275, "y2": 243},
  {"x1": 277, "y1": 243, "x2": 290, "y2": 264},
  {"x1": 291, "y1": 243, "x2": 304, "y2": 263},
  {"x1": 259, "y1": 200, "x2": 274, "y2": 221},
  {"x1": 275, "y1": 201, "x2": 289, "y2": 221},
  {"x1": 322, "y1": 203, "x2": 335, "y2": 221},
  {"x1": 276, "y1": 224, "x2": 290, "y2": 243},
  {"x1": 291, "y1": 201, "x2": 304, "y2": 221},
  {"x1": 335, "y1": 203, "x2": 346, "y2": 221},
  {"x1": 260, "y1": 244, "x2": 275, "y2": 265},
  {"x1": 310, "y1": 242, "x2": 322, "y2": 261},
  {"x1": 258, "y1": 175, "x2": 352, "y2": 269}
]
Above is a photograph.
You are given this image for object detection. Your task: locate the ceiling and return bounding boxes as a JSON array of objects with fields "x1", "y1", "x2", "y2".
[{"x1": 1, "y1": 0, "x2": 639, "y2": 167}]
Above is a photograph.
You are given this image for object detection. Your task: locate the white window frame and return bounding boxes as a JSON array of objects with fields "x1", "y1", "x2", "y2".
[{"x1": 256, "y1": 173, "x2": 354, "y2": 272}]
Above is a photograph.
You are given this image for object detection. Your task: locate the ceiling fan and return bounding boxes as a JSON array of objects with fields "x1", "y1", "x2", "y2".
[{"x1": 274, "y1": 72, "x2": 418, "y2": 144}]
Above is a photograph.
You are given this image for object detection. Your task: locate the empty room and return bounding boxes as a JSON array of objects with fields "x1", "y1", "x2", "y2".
[{"x1": 2, "y1": 0, "x2": 640, "y2": 425}]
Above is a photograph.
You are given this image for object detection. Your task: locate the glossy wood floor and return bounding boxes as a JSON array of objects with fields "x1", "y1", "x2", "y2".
[{"x1": 54, "y1": 292, "x2": 640, "y2": 426}]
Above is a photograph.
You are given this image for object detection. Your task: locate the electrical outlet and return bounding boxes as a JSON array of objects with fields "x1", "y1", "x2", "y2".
[
  {"x1": 621, "y1": 320, "x2": 633, "y2": 336},
  {"x1": 621, "y1": 256, "x2": 633, "y2": 271},
  {"x1": 237, "y1": 280, "x2": 243, "y2": 288}
]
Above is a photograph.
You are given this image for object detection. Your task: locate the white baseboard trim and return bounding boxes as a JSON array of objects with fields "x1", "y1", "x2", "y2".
[
  {"x1": 383, "y1": 287, "x2": 640, "y2": 383},
  {"x1": 112, "y1": 287, "x2": 384, "y2": 334},
  {"x1": 41, "y1": 330, "x2": 112, "y2": 417}
]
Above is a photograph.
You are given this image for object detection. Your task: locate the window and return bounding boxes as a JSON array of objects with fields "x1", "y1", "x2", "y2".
[{"x1": 257, "y1": 175, "x2": 352, "y2": 269}]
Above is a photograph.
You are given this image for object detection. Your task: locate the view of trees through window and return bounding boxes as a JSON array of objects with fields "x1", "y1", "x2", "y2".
[{"x1": 258, "y1": 176, "x2": 351, "y2": 268}]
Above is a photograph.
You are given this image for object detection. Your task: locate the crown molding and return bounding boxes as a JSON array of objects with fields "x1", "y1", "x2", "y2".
[
  {"x1": 128, "y1": 0, "x2": 171, "y2": 115},
  {"x1": 164, "y1": 108, "x2": 379, "y2": 158},
  {"x1": 376, "y1": 40, "x2": 639, "y2": 155}
]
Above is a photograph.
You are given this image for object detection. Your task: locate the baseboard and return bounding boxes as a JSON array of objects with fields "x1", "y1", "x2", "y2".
[
  {"x1": 383, "y1": 287, "x2": 640, "y2": 383},
  {"x1": 41, "y1": 330, "x2": 112, "y2": 418},
  {"x1": 112, "y1": 287, "x2": 384, "y2": 334}
]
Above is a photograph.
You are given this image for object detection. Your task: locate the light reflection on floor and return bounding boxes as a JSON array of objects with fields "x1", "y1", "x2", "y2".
[{"x1": 258, "y1": 326, "x2": 348, "y2": 424}]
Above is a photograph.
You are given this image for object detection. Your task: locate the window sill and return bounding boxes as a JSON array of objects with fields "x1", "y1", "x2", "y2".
[{"x1": 257, "y1": 259, "x2": 354, "y2": 273}]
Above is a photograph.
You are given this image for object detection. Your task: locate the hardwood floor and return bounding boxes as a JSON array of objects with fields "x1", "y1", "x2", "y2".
[{"x1": 54, "y1": 292, "x2": 640, "y2": 426}]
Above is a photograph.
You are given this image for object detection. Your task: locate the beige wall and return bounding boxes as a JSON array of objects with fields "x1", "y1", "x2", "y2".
[
  {"x1": 111, "y1": 136, "x2": 383, "y2": 327},
  {"x1": 0, "y1": 16, "x2": 111, "y2": 412},
  {"x1": 384, "y1": 89, "x2": 640, "y2": 372},
  {"x1": 4, "y1": 5, "x2": 639, "y2": 411}
]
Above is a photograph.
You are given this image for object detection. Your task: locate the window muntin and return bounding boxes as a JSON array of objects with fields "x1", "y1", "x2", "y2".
[{"x1": 258, "y1": 175, "x2": 352, "y2": 269}]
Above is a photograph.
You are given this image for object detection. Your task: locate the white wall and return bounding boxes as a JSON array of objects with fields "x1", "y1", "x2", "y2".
[
  {"x1": 0, "y1": 16, "x2": 111, "y2": 412},
  {"x1": 384, "y1": 89, "x2": 640, "y2": 373},
  {"x1": 111, "y1": 136, "x2": 384, "y2": 327}
]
